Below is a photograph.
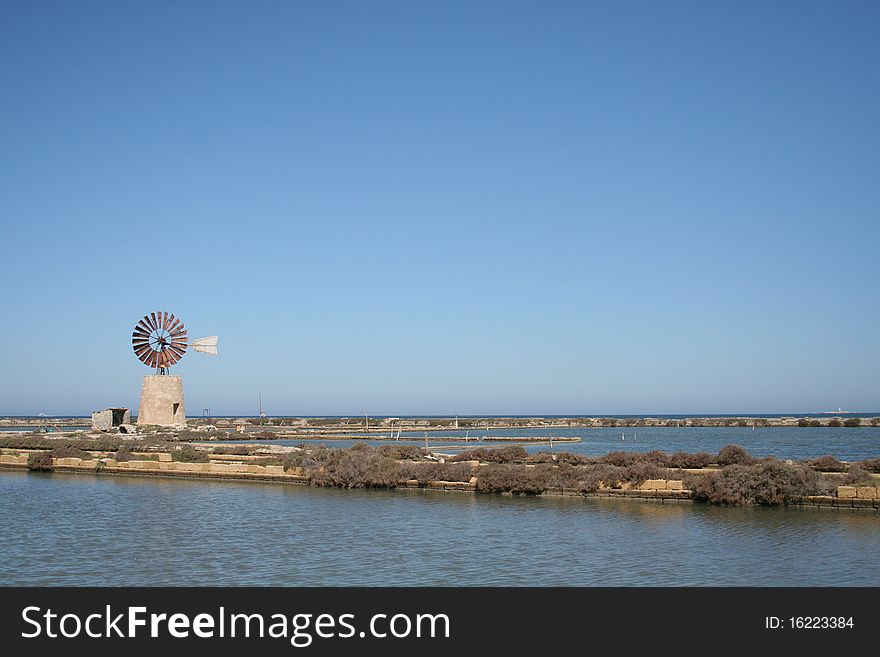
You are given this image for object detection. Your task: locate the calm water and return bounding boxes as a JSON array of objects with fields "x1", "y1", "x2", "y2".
[
  {"x1": 246, "y1": 426, "x2": 880, "y2": 461},
  {"x1": 1, "y1": 470, "x2": 877, "y2": 586}
]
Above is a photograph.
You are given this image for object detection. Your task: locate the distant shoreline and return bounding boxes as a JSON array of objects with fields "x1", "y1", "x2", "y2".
[{"x1": 3, "y1": 414, "x2": 878, "y2": 431}]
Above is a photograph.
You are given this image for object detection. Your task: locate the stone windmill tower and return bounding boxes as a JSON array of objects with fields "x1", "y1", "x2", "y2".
[{"x1": 131, "y1": 311, "x2": 218, "y2": 426}]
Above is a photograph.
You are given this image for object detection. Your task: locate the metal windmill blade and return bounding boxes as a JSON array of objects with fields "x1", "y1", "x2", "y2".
[{"x1": 131, "y1": 312, "x2": 219, "y2": 374}]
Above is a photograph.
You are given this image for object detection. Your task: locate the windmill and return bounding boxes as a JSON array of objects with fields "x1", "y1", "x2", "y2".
[
  {"x1": 132, "y1": 311, "x2": 219, "y2": 426},
  {"x1": 132, "y1": 311, "x2": 218, "y2": 374}
]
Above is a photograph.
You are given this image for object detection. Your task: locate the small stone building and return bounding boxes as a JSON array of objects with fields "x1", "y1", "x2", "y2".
[{"x1": 91, "y1": 407, "x2": 131, "y2": 432}]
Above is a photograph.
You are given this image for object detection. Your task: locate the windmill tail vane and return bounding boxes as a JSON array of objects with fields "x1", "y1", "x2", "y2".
[
  {"x1": 132, "y1": 311, "x2": 219, "y2": 374},
  {"x1": 192, "y1": 336, "x2": 219, "y2": 355}
]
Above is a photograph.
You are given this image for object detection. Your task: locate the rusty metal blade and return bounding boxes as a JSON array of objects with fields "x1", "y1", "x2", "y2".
[
  {"x1": 137, "y1": 319, "x2": 152, "y2": 333},
  {"x1": 148, "y1": 313, "x2": 158, "y2": 331}
]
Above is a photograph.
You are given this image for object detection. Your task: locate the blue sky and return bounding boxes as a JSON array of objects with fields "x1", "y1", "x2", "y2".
[{"x1": 1, "y1": 1, "x2": 878, "y2": 416}]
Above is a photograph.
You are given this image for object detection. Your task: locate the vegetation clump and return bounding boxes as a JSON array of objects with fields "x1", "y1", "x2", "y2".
[
  {"x1": 842, "y1": 465, "x2": 875, "y2": 486},
  {"x1": 808, "y1": 455, "x2": 847, "y2": 472},
  {"x1": 667, "y1": 451, "x2": 715, "y2": 469},
  {"x1": 211, "y1": 445, "x2": 261, "y2": 456},
  {"x1": 176, "y1": 429, "x2": 232, "y2": 441},
  {"x1": 9, "y1": 436, "x2": 871, "y2": 508},
  {"x1": 857, "y1": 457, "x2": 880, "y2": 473},
  {"x1": 538, "y1": 451, "x2": 593, "y2": 466},
  {"x1": 49, "y1": 446, "x2": 92, "y2": 459},
  {"x1": 377, "y1": 445, "x2": 428, "y2": 461},
  {"x1": 398, "y1": 461, "x2": 473, "y2": 484},
  {"x1": 26, "y1": 451, "x2": 54, "y2": 471},
  {"x1": 450, "y1": 446, "x2": 528, "y2": 463},
  {"x1": 716, "y1": 444, "x2": 755, "y2": 466},
  {"x1": 475, "y1": 464, "x2": 550, "y2": 495},
  {"x1": 308, "y1": 448, "x2": 400, "y2": 489},
  {"x1": 689, "y1": 460, "x2": 829, "y2": 505},
  {"x1": 171, "y1": 447, "x2": 210, "y2": 463}
]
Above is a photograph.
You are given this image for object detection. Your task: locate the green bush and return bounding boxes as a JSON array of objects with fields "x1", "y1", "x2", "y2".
[
  {"x1": 475, "y1": 464, "x2": 549, "y2": 495},
  {"x1": 398, "y1": 461, "x2": 473, "y2": 484},
  {"x1": 114, "y1": 444, "x2": 132, "y2": 462},
  {"x1": 548, "y1": 451, "x2": 593, "y2": 466},
  {"x1": 598, "y1": 451, "x2": 642, "y2": 467},
  {"x1": 171, "y1": 447, "x2": 210, "y2": 463},
  {"x1": 49, "y1": 446, "x2": 92, "y2": 459},
  {"x1": 251, "y1": 456, "x2": 284, "y2": 467},
  {"x1": 1, "y1": 435, "x2": 119, "y2": 451},
  {"x1": 858, "y1": 457, "x2": 880, "y2": 473},
  {"x1": 281, "y1": 450, "x2": 305, "y2": 471},
  {"x1": 571, "y1": 464, "x2": 624, "y2": 492},
  {"x1": 808, "y1": 455, "x2": 847, "y2": 472},
  {"x1": 308, "y1": 449, "x2": 400, "y2": 489},
  {"x1": 377, "y1": 445, "x2": 428, "y2": 461},
  {"x1": 450, "y1": 446, "x2": 528, "y2": 463},
  {"x1": 691, "y1": 461, "x2": 825, "y2": 505},
  {"x1": 210, "y1": 445, "x2": 259, "y2": 456},
  {"x1": 717, "y1": 444, "x2": 754, "y2": 466},
  {"x1": 618, "y1": 462, "x2": 670, "y2": 485},
  {"x1": 529, "y1": 451, "x2": 594, "y2": 466},
  {"x1": 176, "y1": 429, "x2": 232, "y2": 441},
  {"x1": 26, "y1": 451, "x2": 53, "y2": 471},
  {"x1": 667, "y1": 451, "x2": 714, "y2": 469},
  {"x1": 842, "y1": 465, "x2": 875, "y2": 486}
]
